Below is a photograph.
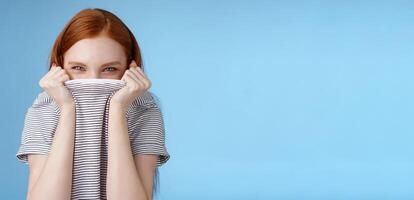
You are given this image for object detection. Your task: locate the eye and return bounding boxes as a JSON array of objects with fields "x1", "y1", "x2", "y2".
[
  {"x1": 71, "y1": 66, "x2": 85, "y2": 71},
  {"x1": 104, "y1": 67, "x2": 117, "y2": 72}
]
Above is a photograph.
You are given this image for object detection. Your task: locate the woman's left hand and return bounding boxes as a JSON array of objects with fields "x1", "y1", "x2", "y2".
[{"x1": 110, "y1": 60, "x2": 152, "y2": 111}]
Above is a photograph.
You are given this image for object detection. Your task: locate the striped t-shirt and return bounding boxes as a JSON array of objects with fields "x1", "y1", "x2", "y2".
[{"x1": 16, "y1": 78, "x2": 170, "y2": 199}]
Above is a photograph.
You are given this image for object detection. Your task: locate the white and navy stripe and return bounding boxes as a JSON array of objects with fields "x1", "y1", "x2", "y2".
[{"x1": 16, "y1": 79, "x2": 170, "y2": 200}]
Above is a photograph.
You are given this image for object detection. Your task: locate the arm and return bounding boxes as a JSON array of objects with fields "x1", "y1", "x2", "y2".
[
  {"x1": 27, "y1": 104, "x2": 76, "y2": 200},
  {"x1": 106, "y1": 103, "x2": 148, "y2": 200},
  {"x1": 134, "y1": 154, "x2": 158, "y2": 200}
]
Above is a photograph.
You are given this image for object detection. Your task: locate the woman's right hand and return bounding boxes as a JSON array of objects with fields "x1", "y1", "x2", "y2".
[{"x1": 38, "y1": 63, "x2": 74, "y2": 108}]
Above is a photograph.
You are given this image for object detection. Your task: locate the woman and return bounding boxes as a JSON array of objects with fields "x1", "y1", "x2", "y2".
[{"x1": 16, "y1": 8, "x2": 170, "y2": 200}]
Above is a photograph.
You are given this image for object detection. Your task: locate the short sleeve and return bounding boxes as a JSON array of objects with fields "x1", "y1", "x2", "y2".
[
  {"x1": 16, "y1": 95, "x2": 59, "y2": 164},
  {"x1": 128, "y1": 102, "x2": 170, "y2": 167}
]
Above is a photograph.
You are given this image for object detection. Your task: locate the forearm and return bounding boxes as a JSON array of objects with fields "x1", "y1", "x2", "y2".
[
  {"x1": 106, "y1": 103, "x2": 148, "y2": 200},
  {"x1": 28, "y1": 104, "x2": 76, "y2": 200}
]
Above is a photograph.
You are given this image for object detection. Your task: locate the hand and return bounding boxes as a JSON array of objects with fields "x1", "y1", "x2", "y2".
[
  {"x1": 38, "y1": 63, "x2": 74, "y2": 108},
  {"x1": 110, "y1": 60, "x2": 152, "y2": 111}
]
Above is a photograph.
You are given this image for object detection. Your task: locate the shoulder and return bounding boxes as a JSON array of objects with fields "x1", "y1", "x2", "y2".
[
  {"x1": 128, "y1": 90, "x2": 160, "y2": 109},
  {"x1": 126, "y1": 90, "x2": 163, "y2": 119}
]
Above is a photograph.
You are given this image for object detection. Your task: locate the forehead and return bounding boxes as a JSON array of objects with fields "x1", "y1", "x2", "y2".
[{"x1": 64, "y1": 35, "x2": 126, "y2": 64}]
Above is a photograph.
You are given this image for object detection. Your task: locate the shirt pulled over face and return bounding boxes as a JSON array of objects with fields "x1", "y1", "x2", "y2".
[{"x1": 16, "y1": 78, "x2": 170, "y2": 200}]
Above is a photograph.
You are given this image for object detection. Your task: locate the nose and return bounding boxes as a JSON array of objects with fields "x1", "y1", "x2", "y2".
[{"x1": 88, "y1": 71, "x2": 100, "y2": 79}]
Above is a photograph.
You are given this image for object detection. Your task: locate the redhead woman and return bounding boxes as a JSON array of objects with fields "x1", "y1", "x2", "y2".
[{"x1": 16, "y1": 8, "x2": 170, "y2": 200}]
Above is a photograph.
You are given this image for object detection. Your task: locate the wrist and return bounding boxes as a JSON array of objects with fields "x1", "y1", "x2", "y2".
[
  {"x1": 60, "y1": 103, "x2": 75, "y2": 113},
  {"x1": 109, "y1": 100, "x2": 127, "y2": 113},
  {"x1": 60, "y1": 100, "x2": 75, "y2": 108}
]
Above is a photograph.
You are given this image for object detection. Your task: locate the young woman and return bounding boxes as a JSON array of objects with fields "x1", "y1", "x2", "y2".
[{"x1": 17, "y1": 8, "x2": 170, "y2": 200}]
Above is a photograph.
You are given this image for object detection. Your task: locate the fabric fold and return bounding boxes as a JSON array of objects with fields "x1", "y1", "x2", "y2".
[{"x1": 16, "y1": 78, "x2": 170, "y2": 200}]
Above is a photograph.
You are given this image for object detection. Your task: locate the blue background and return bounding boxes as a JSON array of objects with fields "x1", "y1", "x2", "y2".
[{"x1": 1, "y1": 0, "x2": 413, "y2": 199}]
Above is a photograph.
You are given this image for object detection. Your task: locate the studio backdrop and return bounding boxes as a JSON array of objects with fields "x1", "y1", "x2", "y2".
[{"x1": 1, "y1": 1, "x2": 414, "y2": 199}]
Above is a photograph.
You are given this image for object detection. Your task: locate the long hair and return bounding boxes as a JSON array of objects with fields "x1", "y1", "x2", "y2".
[
  {"x1": 48, "y1": 8, "x2": 144, "y2": 72},
  {"x1": 47, "y1": 8, "x2": 160, "y2": 197}
]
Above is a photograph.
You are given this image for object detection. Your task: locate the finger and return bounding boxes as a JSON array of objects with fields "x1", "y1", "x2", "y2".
[
  {"x1": 56, "y1": 68, "x2": 67, "y2": 75},
  {"x1": 129, "y1": 66, "x2": 147, "y2": 81},
  {"x1": 128, "y1": 67, "x2": 144, "y2": 82},
  {"x1": 134, "y1": 67, "x2": 151, "y2": 88},
  {"x1": 55, "y1": 67, "x2": 71, "y2": 84},
  {"x1": 53, "y1": 68, "x2": 67, "y2": 79},
  {"x1": 130, "y1": 67, "x2": 150, "y2": 88},
  {"x1": 58, "y1": 73, "x2": 70, "y2": 83},
  {"x1": 44, "y1": 64, "x2": 60, "y2": 80},
  {"x1": 125, "y1": 70, "x2": 144, "y2": 88},
  {"x1": 50, "y1": 63, "x2": 61, "y2": 71},
  {"x1": 134, "y1": 66, "x2": 147, "y2": 78},
  {"x1": 125, "y1": 70, "x2": 140, "y2": 83},
  {"x1": 121, "y1": 71, "x2": 134, "y2": 84},
  {"x1": 129, "y1": 60, "x2": 146, "y2": 76},
  {"x1": 123, "y1": 73, "x2": 135, "y2": 87},
  {"x1": 120, "y1": 72, "x2": 128, "y2": 82},
  {"x1": 48, "y1": 63, "x2": 58, "y2": 74},
  {"x1": 50, "y1": 65, "x2": 63, "y2": 76}
]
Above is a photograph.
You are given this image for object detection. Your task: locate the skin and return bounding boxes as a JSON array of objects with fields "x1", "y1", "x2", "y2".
[{"x1": 26, "y1": 33, "x2": 158, "y2": 200}]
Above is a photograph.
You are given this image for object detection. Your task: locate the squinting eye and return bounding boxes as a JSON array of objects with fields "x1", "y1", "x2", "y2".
[
  {"x1": 72, "y1": 66, "x2": 85, "y2": 71},
  {"x1": 104, "y1": 67, "x2": 117, "y2": 72}
]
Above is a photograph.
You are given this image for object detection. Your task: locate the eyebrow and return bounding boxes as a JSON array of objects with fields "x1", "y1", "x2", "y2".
[{"x1": 68, "y1": 61, "x2": 122, "y2": 67}]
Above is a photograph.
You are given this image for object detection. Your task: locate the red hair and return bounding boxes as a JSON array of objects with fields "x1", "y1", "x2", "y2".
[{"x1": 48, "y1": 8, "x2": 143, "y2": 71}]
